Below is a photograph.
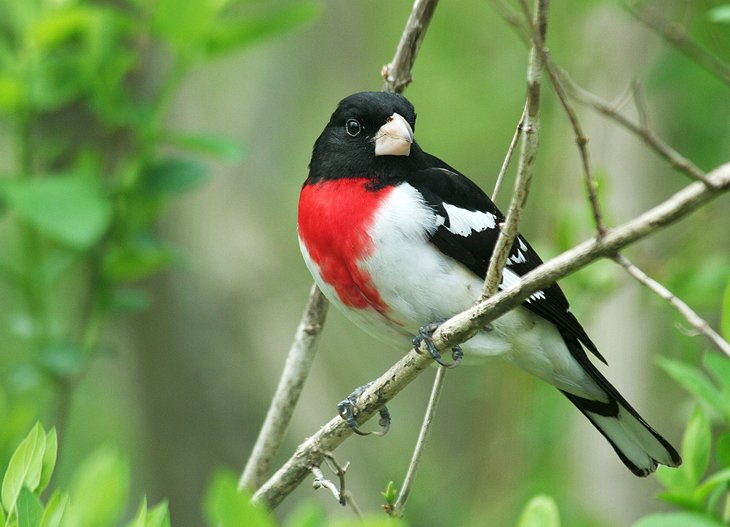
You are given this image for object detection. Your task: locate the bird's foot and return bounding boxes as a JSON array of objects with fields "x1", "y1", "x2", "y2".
[
  {"x1": 412, "y1": 320, "x2": 463, "y2": 369},
  {"x1": 337, "y1": 382, "x2": 391, "y2": 437}
]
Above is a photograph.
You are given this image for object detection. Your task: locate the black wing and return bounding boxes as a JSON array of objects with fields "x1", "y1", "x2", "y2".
[{"x1": 406, "y1": 164, "x2": 605, "y2": 363}]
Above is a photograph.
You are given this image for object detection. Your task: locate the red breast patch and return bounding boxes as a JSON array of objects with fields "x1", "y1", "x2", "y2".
[{"x1": 298, "y1": 178, "x2": 392, "y2": 315}]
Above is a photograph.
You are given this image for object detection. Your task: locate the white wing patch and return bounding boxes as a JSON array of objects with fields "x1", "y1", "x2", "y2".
[
  {"x1": 440, "y1": 203, "x2": 497, "y2": 236},
  {"x1": 501, "y1": 267, "x2": 546, "y2": 303}
]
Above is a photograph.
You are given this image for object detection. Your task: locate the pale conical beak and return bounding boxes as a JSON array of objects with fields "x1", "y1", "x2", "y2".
[{"x1": 374, "y1": 112, "x2": 413, "y2": 157}]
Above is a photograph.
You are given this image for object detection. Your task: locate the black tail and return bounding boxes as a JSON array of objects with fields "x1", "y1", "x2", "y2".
[{"x1": 562, "y1": 337, "x2": 681, "y2": 476}]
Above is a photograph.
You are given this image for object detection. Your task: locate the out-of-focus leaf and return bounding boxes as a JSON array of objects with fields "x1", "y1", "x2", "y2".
[
  {"x1": 683, "y1": 406, "x2": 712, "y2": 488},
  {"x1": 633, "y1": 512, "x2": 725, "y2": 527},
  {"x1": 716, "y1": 432, "x2": 730, "y2": 467},
  {"x1": 694, "y1": 467, "x2": 730, "y2": 501},
  {"x1": 141, "y1": 159, "x2": 207, "y2": 196},
  {"x1": 103, "y1": 235, "x2": 178, "y2": 283},
  {"x1": 39, "y1": 491, "x2": 68, "y2": 527},
  {"x1": 1, "y1": 423, "x2": 46, "y2": 513},
  {"x1": 516, "y1": 494, "x2": 560, "y2": 527},
  {"x1": 143, "y1": 501, "x2": 170, "y2": 527},
  {"x1": 203, "y1": 470, "x2": 275, "y2": 527},
  {"x1": 17, "y1": 487, "x2": 43, "y2": 527},
  {"x1": 106, "y1": 288, "x2": 152, "y2": 313},
  {"x1": 36, "y1": 344, "x2": 87, "y2": 380},
  {"x1": 657, "y1": 357, "x2": 729, "y2": 421},
  {"x1": 282, "y1": 502, "x2": 325, "y2": 527},
  {"x1": 204, "y1": 3, "x2": 319, "y2": 57},
  {"x1": 708, "y1": 5, "x2": 730, "y2": 23},
  {"x1": 63, "y1": 447, "x2": 129, "y2": 527},
  {"x1": 703, "y1": 353, "x2": 730, "y2": 397},
  {"x1": 38, "y1": 428, "x2": 57, "y2": 493},
  {"x1": 164, "y1": 132, "x2": 246, "y2": 162},
  {"x1": 151, "y1": 0, "x2": 216, "y2": 47},
  {"x1": 126, "y1": 498, "x2": 168, "y2": 527},
  {"x1": 0, "y1": 176, "x2": 112, "y2": 250},
  {"x1": 0, "y1": 75, "x2": 25, "y2": 112},
  {"x1": 721, "y1": 277, "x2": 730, "y2": 341}
]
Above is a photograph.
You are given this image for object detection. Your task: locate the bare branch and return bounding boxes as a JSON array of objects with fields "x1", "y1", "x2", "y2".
[
  {"x1": 560, "y1": 70, "x2": 712, "y2": 186},
  {"x1": 481, "y1": 0, "x2": 548, "y2": 300},
  {"x1": 390, "y1": 366, "x2": 448, "y2": 517},
  {"x1": 626, "y1": 1, "x2": 730, "y2": 87},
  {"x1": 491, "y1": 0, "x2": 712, "y2": 188},
  {"x1": 240, "y1": 285, "x2": 329, "y2": 490},
  {"x1": 614, "y1": 254, "x2": 730, "y2": 357},
  {"x1": 382, "y1": 0, "x2": 440, "y2": 94},
  {"x1": 491, "y1": 108, "x2": 525, "y2": 203},
  {"x1": 253, "y1": 163, "x2": 730, "y2": 510}
]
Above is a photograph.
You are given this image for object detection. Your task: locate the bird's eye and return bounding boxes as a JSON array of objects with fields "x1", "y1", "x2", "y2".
[{"x1": 345, "y1": 119, "x2": 362, "y2": 137}]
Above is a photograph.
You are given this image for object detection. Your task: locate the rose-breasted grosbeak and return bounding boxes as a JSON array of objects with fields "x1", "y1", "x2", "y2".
[{"x1": 297, "y1": 91, "x2": 681, "y2": 476}]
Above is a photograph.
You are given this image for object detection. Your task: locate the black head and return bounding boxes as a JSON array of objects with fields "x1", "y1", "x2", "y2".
[{"x1": 307, "y1": 92, "x2": 420, "y2": 185}]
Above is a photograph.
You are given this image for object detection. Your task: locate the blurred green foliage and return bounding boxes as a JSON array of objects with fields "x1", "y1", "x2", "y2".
[
  {"x1": 0, "y1": 0, "x2": 316, "y2": 470},
  {"x1": 0, "y1": 0, "x2": 728, "y2": 525}
]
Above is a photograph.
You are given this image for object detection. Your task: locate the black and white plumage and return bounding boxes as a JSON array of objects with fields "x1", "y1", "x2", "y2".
[{"x1": 297, "y1": 91, "x2": 681, "y2": 476}]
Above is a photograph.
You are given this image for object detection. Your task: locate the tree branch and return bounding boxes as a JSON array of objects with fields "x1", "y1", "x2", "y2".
[
  {"x1": 559, "y1": 70, "x2": 712, "y2": 186},
  {"x1": 253, "y1": 162, "x2": 730, "y2": 510},
  {"x1": 240, "y1": 285, "x2": 329, "y2": 490},
  {"x1": 613, "y1": 254, "x2": 730, "y2": 357},
  {"x1": 481, "y1": 0, "x2": 548, "y2": 300},
  {"x1": 382, "y1": 0, "x2": 440, "y2": 94},
  {"x1": 626, "y1": 1, "x2": 730, "y2": 87}
]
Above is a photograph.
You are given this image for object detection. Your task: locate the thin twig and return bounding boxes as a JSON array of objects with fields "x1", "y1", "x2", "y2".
[
  {"x1": 626, "y1": 1, "x2": 730, "y2": 87},
  {"x1": 251, "y1": 112, "x2": 730, "y2": 516},
  {"x1": 522, "y1": 7, "x2": 606, "y2": 235},
  {"x1": 382, "y1": 0, "x2": 440, "y2": 94},
  {"x1": 240, "y1": 285, "x2": 329, "y2": 490},
  {"x1": 323, "y1": 452, "x2": 364, "y2": 519},
  {"x1": 491, "y1": 0, "x2": 713, "y2": 188},
  {"x1": 614, "y1": 254, "x2": 730, "y2": 357},
  {"x1": 481, "y1": 0, "x2": 548, "y2": 300},
  {"x1": 492, "y1": 108, "x2": 526, "y2": 203},
  {"x1": 390, "y1": 366, "x2": 448, "y2": 517},
  {"x1": 559, "y1": 69, "x2": 712, "y2": 186}
]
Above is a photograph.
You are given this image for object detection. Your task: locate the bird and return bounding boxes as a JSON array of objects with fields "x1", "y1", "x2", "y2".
[{"x1": 297, "y1": 91, "x2": 681, "y2": 476}]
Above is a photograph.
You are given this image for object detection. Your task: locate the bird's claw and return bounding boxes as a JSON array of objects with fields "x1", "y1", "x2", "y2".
[
  {"x1": 412, "y1": 320, "x2": 463, "y2": 369},
  {"x1": 337, "y1": 383, "x2": 391, "y2": 437}
]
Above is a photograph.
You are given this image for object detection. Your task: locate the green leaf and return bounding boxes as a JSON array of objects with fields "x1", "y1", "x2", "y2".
[
  {"x1": 39, "y1": 491, "x2": 68, "y2": 527},
  {"x1": 683, "y1": 406, "x2": 712, "y2": 487},
  {"x1": 380, "y1": 481, "x2": 397, "y2": 507},
  {"x1": 103, "y1": 235, "x2": 178, "y2": 283},
  {"x1": 633, "y1": 511, "x2": 725, "y2": 527},
  {"x1": 164, "y1": 132, "x2": 246, "y2": 162},
  {"x1": 282, "y1": 502, "x2": 325, "y2": 527},
  {"x1": 126, "y1": 498, "x2": 168, "y2": 527},
  {"x1": 141, "y1": 159, "x2": 207, "y2": 196},
  {"x1": 657, "y1": 357, "x2": 729, "y2": 420},
  {"x1": 0, "y1": 176, "x2": 112, "y2": 250},
  {"x1": 203, "y1": 3, "x2": 319, "y2": 57},
  {"x1": 151, "y1": 0, "x2": 216, "y2": 48},
  {"x1": 715, "y1": 432, "x2": 730, "y2": 467},
  {"x1": 703, "y1": 353, "x2": 730, "y2": 398},
  {"x1": 1, "y1": 423, "x2": 47, "y2": 513},
  {"x1": 17, "y1": 487, "x2": 43, "y2": 527},
  {"x1": 63, "y1": 447, "x2": 129, "y2": 527},
  {"x1": 721, "y1": 277, "x2": 730, "y2": 341},
  {"x1": 516, "y1": 494, "x2": 560, "y2": 527},
  {"x1": 36, "y1": 344, "x2": 87, "y2": 380},
  {"x1": 708, "y1": 5, "x2": 730, "y2": 23},
  {"x1": 203, "y1": 470, "x2": 275, "y2": 527},
  {"x1": 144, "y1": 501, "x2": 170, "y2": 527},
  {"x1": 38, "y1": 429, "x2": 57, "y2": 493},
  {"x1": 694, "y1": 467, "x2": 730, "y2": 501},
  {"x1": 0, "y1": 505, "x2": 5, "y2": 527}
]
